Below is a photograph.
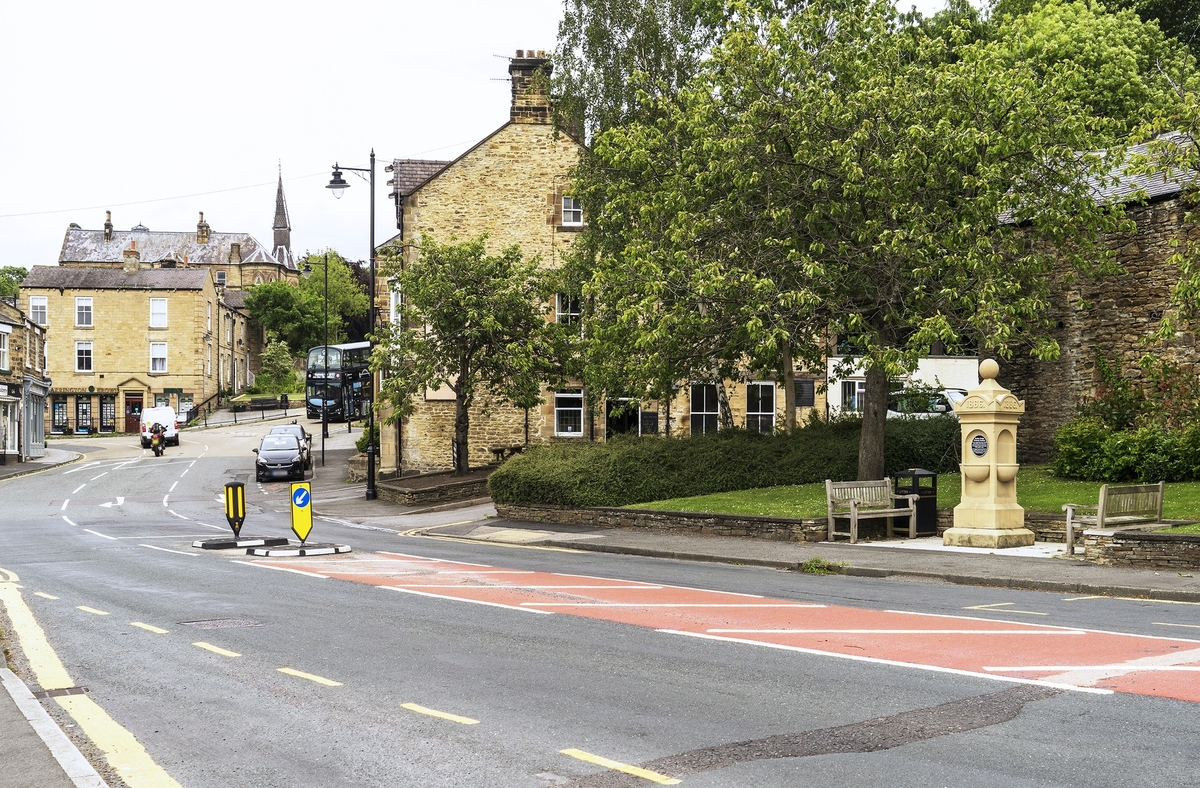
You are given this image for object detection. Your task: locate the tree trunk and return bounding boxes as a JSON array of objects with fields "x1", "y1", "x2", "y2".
[
  {"x1": 454, "y1": 392, "x2": 470, "y2": 475},
  {"x1": 857, "y1": 365, "x2": 888, "y2": 480},
  {"x1": 782, "y1": 344, "x2": 796, "y2": 433},
  {"x1": 716, "y1": 377, "x2": 734, "y2": 430}
]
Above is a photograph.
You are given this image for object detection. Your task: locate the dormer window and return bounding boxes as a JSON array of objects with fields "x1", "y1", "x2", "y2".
[{"x1": 562, "y1": 196, "x2": 583, "y2": 226}]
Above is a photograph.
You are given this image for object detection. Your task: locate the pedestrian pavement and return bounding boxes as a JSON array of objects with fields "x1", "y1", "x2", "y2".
[{"x1": 4, "y1": 441, "x2": 1200, "y2": 786}]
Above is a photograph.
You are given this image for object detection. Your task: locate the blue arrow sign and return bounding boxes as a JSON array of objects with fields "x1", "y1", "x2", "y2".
[{"x1": 292, "y1": 487, "x2": 310, "y2": 508}]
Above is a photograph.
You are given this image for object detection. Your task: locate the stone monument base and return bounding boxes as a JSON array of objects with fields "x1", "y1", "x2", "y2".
[{"x1": 942, "y1": 527, "x2": 1035, "y2": 549}]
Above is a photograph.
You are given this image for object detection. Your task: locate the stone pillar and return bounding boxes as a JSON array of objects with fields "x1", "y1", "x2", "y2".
[{"x1": 943, "y1": 359, "x2": 1034, "y2": 548}]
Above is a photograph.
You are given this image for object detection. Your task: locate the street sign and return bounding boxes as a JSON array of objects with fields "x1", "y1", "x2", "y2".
[
  {"x1": 290, "y1": 482, "x2": 313, "y2": 543},
  {"x1": 224, "y1": 482, "x2": 246, "y2": 537}
]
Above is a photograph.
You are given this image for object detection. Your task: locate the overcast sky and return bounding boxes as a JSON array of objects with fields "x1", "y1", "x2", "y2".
[{"x1": 0, "y1": 0, "x2": 948, "y2": 273}]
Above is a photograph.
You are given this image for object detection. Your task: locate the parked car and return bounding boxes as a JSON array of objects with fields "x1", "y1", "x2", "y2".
[
  {"x1": 253, "y1": 434, "x2": 306, "y2": 482},
  {"x1": 268, "y1": 423, "x2": 312, "y2": 470},
  {"x1": 140, "y1": 406, "x2": 180, "y2": 447},
  {"x1": 886, "y1": 388, "x2": 967, "y2": 419}
]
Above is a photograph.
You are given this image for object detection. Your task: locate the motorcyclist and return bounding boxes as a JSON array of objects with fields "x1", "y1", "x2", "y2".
[{"x1": 150, "y1": 423, "x2": 166, "y2": 455}]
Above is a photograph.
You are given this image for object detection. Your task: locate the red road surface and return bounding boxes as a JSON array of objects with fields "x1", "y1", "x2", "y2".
[{"x1": 253, "y1": 551, "x2": 1200, "y2": 703}]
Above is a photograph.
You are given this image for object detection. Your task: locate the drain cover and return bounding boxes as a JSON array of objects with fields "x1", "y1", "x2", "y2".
[{"x1": 178, "y1": 618, "x2": 262, "y2": 629}]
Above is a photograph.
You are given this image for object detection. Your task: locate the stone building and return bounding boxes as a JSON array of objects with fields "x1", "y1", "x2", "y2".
[
  {"x1": 0, "y1": 297, "x2": 51, "y2": 461},
  {"x1": 378, "y1": 51, "x2": 826, "y2": 475},
  {"x1": 22, "y1": 179, "x2": 296, "y2": 437},
  {"x1": 1005, "y1": 159, "x2": 1200, "y2": 461},
  {"x1": 22, "y1": 258, "x2": 220, "y2": 435}
]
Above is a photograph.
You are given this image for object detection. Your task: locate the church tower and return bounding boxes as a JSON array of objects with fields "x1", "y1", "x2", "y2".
[{"x1": 272, "y1": 167, "x2": 293, "y2": 266}]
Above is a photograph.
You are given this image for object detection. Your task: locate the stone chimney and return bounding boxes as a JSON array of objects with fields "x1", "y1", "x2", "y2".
[
  {"x1": 123, "y1": 241, "x2": 141, "y2": 273},
  {"x1": 230, "y1": 242, "x2": 241, "y2": 264},
  {"x1": 509, "y1": 49, "x2": 552, "y2": 124},
  {"x1": 104, "y1": 210, "x2": 113, "y2": 242},
  {"x1": 197, "y1": 211, "x2": 211, "y2": 244}
]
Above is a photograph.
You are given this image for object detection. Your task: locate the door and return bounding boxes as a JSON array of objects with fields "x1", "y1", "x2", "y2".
[{"x1": 124, "y1": 394, "x2": 143, "y2": 434}]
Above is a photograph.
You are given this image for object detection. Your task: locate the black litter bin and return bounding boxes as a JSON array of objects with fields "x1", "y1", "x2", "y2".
[
  {"x1": 894, "y1": 468, "x2": 938, "y2": 536},
  {"x1": 280, "y1": 394, "x2": 289, "y2": 409}
]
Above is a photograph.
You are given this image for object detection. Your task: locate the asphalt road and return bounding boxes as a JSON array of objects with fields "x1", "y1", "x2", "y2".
[{"x1": 1, "y1": 424, "x2": 1199, "y2": 787}]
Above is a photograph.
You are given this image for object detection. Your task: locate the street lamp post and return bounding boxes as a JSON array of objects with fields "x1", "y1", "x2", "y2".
[{"x1": 328, "y1": 152, "x2": 377, "y2": 501}]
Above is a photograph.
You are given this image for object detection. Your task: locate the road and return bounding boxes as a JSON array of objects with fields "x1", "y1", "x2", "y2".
[{"x1": 1, "y1": 422, "x2": 1199, "y2": 787}]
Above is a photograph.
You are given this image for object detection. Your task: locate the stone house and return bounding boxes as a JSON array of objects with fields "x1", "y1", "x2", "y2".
[
  {"x1": 0, "y1": 297, "x2": 51, "y2": 461},
  {"x1": 378, "y1": 51, "x2": 827, "y2": 475},
  {"x1": 22, "y1": 179, "x2": 297, "y2": 436},
  {"x1": 22, "y1": 258, "x2": 221, "y2": 435},
  {"x1": 1005, "y1": 151, "x2": 1200, "y2": 461}
]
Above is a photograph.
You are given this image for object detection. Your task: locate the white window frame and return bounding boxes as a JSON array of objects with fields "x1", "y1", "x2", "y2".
[
  {"x1": 841, "y1": 379, "x2": 867, "y2": 413},
  {"x1": 29, "y1": 296, "x2": 47, "y2": 326},
  {"x1": 690, "y1": 382, "x2": 719, "y2": 435},
  {"x1": 554, "y1": 388, "x2": 585, "y2": 437},
  {"x1": 562, "y1": 196, "x2": 583, "y2": 226},
  {"x1": 150, "y1": 298, "x2": 168, "y2": 328},
  {"x1": 388, "y1": 279, "x2": 400, "y2": 324},
  {"x1": 75, "y1": 341, "x2": 93, "y2": 372},
  {"x1": 556, "y1": 293, "x2": 581, "y2": 325},
  {"x1": 150, "y1": 342, "x2": 168, "y2": 373},
  {"x1": 0, "y1": 328, "x2": 9, "y2": 371},
  {"x1": 75, "y1": 297, "x2": 93, "y2": 327},
  {"x1": 746, "y1": 381, "x2": 775, "y2": 433}
]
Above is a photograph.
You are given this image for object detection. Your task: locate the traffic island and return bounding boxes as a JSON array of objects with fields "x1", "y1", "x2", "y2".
[
  {"x1": 245, "y1": 542, "x2": 352, "y2": 557},
  {"x1": 193, "y1": 537, "x2": 290, "y2": 550}
]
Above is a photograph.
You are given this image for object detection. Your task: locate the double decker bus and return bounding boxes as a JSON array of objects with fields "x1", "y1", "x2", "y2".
[{"x1": 305, "y1": 341, "x2": 371, "y2": 422}]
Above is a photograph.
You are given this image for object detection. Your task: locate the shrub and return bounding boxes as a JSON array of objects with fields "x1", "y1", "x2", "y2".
[
  {"x1": 355, "y1": 424, "x2": 380, "y2": 455},
  {"x1": 488, "y1": 417, "x2": 959, "y2": 507}
]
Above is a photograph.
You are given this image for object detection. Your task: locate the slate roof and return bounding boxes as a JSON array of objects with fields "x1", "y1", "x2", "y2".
[
  {"x1": 59, "y1": 227, "x2": 294, "y2": 269},
  {"x1": 1089, "y1": 132, "x2": 1195, "y2": 205},
  {"x1": 221, "y1": 289, "x2": 247, "y2": 308},
  {"x1": 387, "y1": 159, "x2": 452, "y2": 198},
  {"x1": 22, "y1": 266, "x2": 210, "y2": 291}
]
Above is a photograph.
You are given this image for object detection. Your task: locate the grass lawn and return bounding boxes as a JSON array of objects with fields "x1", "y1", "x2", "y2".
[{"x1": 630, "y1": 465, "x2": 1200, "y2": 521}]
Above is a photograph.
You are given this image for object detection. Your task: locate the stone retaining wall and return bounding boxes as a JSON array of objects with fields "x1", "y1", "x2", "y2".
[{"x1": 1084, "y1": 529, "x2": 1200, "y2": 570}]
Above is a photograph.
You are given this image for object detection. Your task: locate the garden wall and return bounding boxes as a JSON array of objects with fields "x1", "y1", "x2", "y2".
[{"x1": 1084, "y1": 529, "x2": 1200, "y2": 570}]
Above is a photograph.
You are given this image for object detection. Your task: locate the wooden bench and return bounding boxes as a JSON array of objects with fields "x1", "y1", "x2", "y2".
[
  {"x1": 826, "y1": 478, "x2": 919, "y2": 544},
  {"x1": 488, "y1": 445, "x2": 524, "y2": 464},
  {"x1": 1062, "y1": 481, "x2": 1165, "y2": 556},
  {"x1": 249, "y1": 397, "x2": 279, "y2": 411}
]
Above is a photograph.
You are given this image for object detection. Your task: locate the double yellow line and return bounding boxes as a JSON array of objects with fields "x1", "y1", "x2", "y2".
[{"x1": 0, "y1": 569, "x2": 181, "y2": 787}]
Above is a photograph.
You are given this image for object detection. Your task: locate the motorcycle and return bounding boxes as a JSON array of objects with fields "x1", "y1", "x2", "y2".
[{"x1": 150, "y1": 426, "x2": 165, "y2": 457}]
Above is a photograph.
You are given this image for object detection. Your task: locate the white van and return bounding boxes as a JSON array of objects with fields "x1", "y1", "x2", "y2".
[{"x1": 140, "y1": 406, "x2": 179, "y2": 447}]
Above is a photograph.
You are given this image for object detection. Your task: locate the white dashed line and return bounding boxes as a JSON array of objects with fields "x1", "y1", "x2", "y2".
[{"x1": 83, "y1": 529, "x2": 117, "y2": 541}]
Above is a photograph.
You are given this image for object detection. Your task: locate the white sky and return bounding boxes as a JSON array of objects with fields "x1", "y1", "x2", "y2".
[{"x1": 0, "y1": 0, "x2": 948, "y2": 272}]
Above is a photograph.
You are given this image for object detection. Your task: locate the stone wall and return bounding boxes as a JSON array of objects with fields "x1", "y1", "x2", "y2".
[
  {"x1": 1084, "y1": 528, "x2": 1200, "y2": 570},
  {"x1": 1005, "y1": 195, "x2": 1200, "y2": 462}
]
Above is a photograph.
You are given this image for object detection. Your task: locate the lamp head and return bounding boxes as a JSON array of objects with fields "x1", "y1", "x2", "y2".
[{"x1": 327, "y1": 165, "x2": 348, "y2": 199}]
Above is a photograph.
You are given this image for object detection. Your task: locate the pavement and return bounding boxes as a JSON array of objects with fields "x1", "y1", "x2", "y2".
[{"x1": 3, "y1": 432, "x2": 1200, "y2": 786}]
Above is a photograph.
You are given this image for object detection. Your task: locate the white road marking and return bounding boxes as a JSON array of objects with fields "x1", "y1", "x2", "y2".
[
  {"x1": 139, "y1": 545, "x2": 197, "y2": 557},
  {"x1": 169, "y1": 481, "x2": 178, "y2": 492},
  {"x1": 391, "y1": 584, "x2": 668, "y2": 590},
  {"x1": 232, "y1": 561, "x2": 329, "y2": 579},
  {"x1": 987, "y1": 664, "x2": 1200, "y2": 672},
  {"x1": 658, "y1": 629, "x2": 1113, "y2": 695},
  {"x1": 1156, "y1": 622, "x2": 1200, "y2": 630},
  {"x1": 168, "y1": 510, "x2": 189, "y2": 520},
  {"x1": 62, "y1": 516, "x2": 76, "y2": 527},
  {"x1": 162, "y1": 495, "x2": 169, "y2": 506},
  {"x1": 1028, "y1": 646, "x2": 1200, "y2": 686},
  {"x1": 522, "y1": 603, "x2": 825, "y2": 608},
  {"x1": 887, "y1": 608, "x2": 1200, "y2": 644},
  {"x1": 378, "y1": 551, "x2": 487, "y2": 565},
  {"x1": 83, "y1": 529, "x2": 117, "y2": 541},
  {"x1": 708, "y1": 628, "x2": 1087, "y2": 635},
  {"x1": 72, "y1": 484, "x2": 86, "y2": 494},
  {"x1": 90, "y1": 472, "x2": 108, "y2": 481},
  {"x1": 60, "y1": 500, "x2": 69, "y2": 511},
  {"x1": 385, "y1": 586, "x2": 554, "y2": 614}
]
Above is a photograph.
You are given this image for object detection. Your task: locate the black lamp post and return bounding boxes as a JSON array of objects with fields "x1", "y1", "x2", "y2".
[{"x1": 328, "y1": 152, "x2": 377, "y2": 501}]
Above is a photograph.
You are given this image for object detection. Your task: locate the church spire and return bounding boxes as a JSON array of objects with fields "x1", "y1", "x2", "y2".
[{"x1": 272, "y1": 164, "x2": 293, "y2": 267}]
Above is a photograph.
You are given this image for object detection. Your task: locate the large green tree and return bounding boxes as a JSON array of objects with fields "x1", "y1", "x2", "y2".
[
  {"x1": 374, "y1": 236, "x2": 553, "y2": 474},
  {"x1": 568, "y1": 0, "x2": 1132, "y2": 479},
  {"x1": 242, "y1": 250, "x2": 368, "y2": 354},
  {"x1": 0, "y1": 266, "x2": 28, "y2": 298}
]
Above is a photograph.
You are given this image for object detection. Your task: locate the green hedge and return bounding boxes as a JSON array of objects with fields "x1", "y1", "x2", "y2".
[
  {"x1": 488, "y1": 416, "x2": 960, "y2": 507},
  {"x1": 1054, "y1": 417, "x2": 1200, "y2": 482}
]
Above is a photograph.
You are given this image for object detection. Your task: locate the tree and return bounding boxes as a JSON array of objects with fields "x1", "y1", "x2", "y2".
[
  {"x1": 242, "y1": 250, "x2": 368, "y2": 354},
  {"x1": 256, "y1": 335, "x2": 297, "y2": 395},
  {"x1": 374, "y1": 236, "x2": 552, "y2": 474},
  {"x1": 0, "y1": 266, "x2": 28, "y2": 298},
  {"x1": 1099, "y1": 0, "x2": 1200, "y2": 60},
  {"x1": 570, "y1": 0, "x2": 1132, "y2": 479}
]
